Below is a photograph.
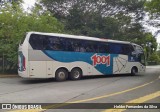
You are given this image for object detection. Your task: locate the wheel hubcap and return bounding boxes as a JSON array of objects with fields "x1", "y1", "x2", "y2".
[
  {"x1": 58, "y1": 72, "x2": 65, "y2": 79},
  {"x1": 74, "y1": 71, "x2": 80, "y2": 78}
]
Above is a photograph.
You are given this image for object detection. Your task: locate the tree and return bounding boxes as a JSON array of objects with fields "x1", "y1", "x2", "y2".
[
  {"x1": 145, "y1": 0, "x2": 160, "y2": 32},
  {"x1": 38, "y1": 0, "x2": 156, "y2": 59},
  {"x1": 145, "y1": 0, "x2": 160, "y2": 15},
  {"x1": 148, "y1": 52, "x2": 160, "y2": 65},
  {"x1": 142, "y1": 33, "x2": 157, "y2": 59},
  {"x1": 0, "y1": 2, "x2": 64, "y2": 72},
  {"x1": 39, "y1": 0, "x2": 146, "y2": 38},
  {"x1": 40, "y1": 0, "x2": 146, "y2": 20}
]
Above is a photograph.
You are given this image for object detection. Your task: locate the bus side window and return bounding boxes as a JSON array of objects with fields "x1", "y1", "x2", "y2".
[
  {"x1": 71, "y1": 39, "x2": 82, "y2": 52},
  {"x1": 74, "y1": 42, "x2": 80, "y2": 52},
  {"x1": 85, "y1": 41, "x2": 95, "y2": 53},
  {"x1": 59, "y1": 37, "x2": 67, "y2": 51},
  {"x1": 53, "y1": 36, "x2": 62, "y2": 51},
  {"x1": 85, "y1": 41, "x2": 95, "y2": 52},
  {"x1": 109, "y1": 43, "x2": 133, "y2": 55},
  {"x1": 93, "y1": 42, "x2": 98, "y2": 53},
  {"x1": 29, "y1": 34, "x2": 44, "y2": 50},
  {"x1": 44, "y1": 36, "x2": 53, "y2": 50},
  {"x1": 65, "y1": 38, "x2": 74, "y2": 51},
  {"x1": 45, "y1": 36, "x2": 62, "y2": 51},
  {"x1": 98, "y1": 42, "x2": 109, "y2": 53},
  {"x1": 43, "y1": 36, "x2": 59, "y2": 51},
  {"x1": 109, "y1": 43, "x2": 123, "y2": 54},
  {"x1": 122, "y1": 44, "x2": 133, "y2": 55},
  {"x1": 79, "y1": 40, "x2": 86, "y2": 52},
  {"x1": 109, "y1": 43, "x2": 117, "y2": 54}
]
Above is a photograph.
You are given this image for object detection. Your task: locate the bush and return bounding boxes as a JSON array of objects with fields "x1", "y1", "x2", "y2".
[{"x1": 147, "y1": 52, "x2": 160, "y2": 65}]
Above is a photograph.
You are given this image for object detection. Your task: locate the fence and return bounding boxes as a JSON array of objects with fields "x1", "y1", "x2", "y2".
[
  {"x1": 147, "y1": 61, "x2": 160, "y2": 65},
  {"x1": 0, "y1": 54, "x2": 17, "y2": 73},
  {"x1": 0, "y1": 54, "x2": 4, "y2": 73}
]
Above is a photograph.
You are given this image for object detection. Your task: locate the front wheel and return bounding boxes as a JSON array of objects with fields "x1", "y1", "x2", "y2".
[
  {"x1": 55, "y1": 69, "x2": 68, "y2": 81},
  {"x1": 70, "y1": 68, "x2": 82, "y2": 80},
  {"x1": 131, "y1": 67, "x2": 138, "y2": 75}
]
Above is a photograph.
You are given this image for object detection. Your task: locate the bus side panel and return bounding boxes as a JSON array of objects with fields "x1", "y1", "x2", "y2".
[
  {"x1": 113, "y1": 55, "x2": 145, "y2": 74},
  {"x1": 29, "y1": 61, "x2": 47, "y2": 78},
  {"x1": 113, "y1": 55, "x2": 130, "y2": 74},
  {"x1": 127, "y1": 62, "x2": 145, "y2": 73},
  {"x1": 47, "y1": 61, "x2": 53, "y2": 76},
  {"x1": 50, "y1": 61, "x2": 102, "y2": 78},
  {"x1": 28, "y1": 50, "x2": 53, "y2": 78}
]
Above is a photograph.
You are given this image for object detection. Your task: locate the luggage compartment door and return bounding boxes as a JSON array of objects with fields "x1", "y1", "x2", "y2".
[{"x1": 29, "y1": 61, "x2": 47, "y2": 78}]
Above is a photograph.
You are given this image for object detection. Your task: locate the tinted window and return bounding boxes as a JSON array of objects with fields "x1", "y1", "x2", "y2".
[
  {"x1": 98, "y1": 42, "x2": 109, "y2": 53},
  {"x1": 69, "y1": 39, "x2": 99, "y2": 53},
  {"x1": 29, "y1": 34, "x2": 133, "y2": 54},
  {"x1": 44, "y1": 36, "x2": 62, "y2": 51},
  {"x1": 85, "y1": 41, "x2": 98, "y2": 52},
  {"x1": 123, "y1": 44, "x2": 134, "y2": 55},
  {"x1": 29, "y1": 34, "x2": 45, "y2": 50},
  {"x1": 109, "y1": 43, "x2": 133, "y2": 55},
  {"x1": 29, "y1": 34, "x2": 62, "y2": 50},
  {"x1": 61, "y1": 38, "x2": 93, "y2": 52}
]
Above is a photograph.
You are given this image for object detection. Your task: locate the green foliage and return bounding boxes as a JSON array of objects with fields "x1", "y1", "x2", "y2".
[
  {"x1": 40, "y1": 0, "x2": 146, "y2": 20},
  {"x1": 0, "y1": 3, "x2": 64, "y2": 72},
  {"x1": 157, "y1": 50, "x2": 160, "y2": 58},
  {"x1": 148, "y1": 52, "x2": 160, "y2": 65},
  {"x1": 65, "y1": 10, "x2": 121, "y2": 38},
  {"x1": 145, "y1": 0, "x2": 160, "y2": 15},
  {"x1": 39, "y1": 0, "x2": 157, "y2": 63},
  {"x1": 1, "y1": 0, "x2": 159, "y2": 72},
  {"x1": 40, "y1": 0, "x2": 147, "y2": 40}
]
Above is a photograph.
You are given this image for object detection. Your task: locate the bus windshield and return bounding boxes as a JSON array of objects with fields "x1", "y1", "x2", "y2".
[{"x1": 132, "y1": 44, "x2": 146, "y2": 65}]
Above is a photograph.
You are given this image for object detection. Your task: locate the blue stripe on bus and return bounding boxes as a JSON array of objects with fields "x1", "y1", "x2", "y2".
[{"x1": 43, "y1": 50, "x2": 118, "y2": 74}]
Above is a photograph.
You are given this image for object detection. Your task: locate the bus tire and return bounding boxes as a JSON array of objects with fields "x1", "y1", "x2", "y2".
[
  {"x1": 70, "y1": 68, "x2": 82, "y2": 80},
  {"x1": 55, "y1": 68, "x2": 68, "y2": 81},
  {"x1": 131, "y1": 67, "x2": 138, "y2": 75}
]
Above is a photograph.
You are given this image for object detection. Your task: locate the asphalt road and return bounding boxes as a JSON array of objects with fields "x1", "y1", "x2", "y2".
[{"x1": 0, "y1": 66, "x2": 159, "y2": 112}]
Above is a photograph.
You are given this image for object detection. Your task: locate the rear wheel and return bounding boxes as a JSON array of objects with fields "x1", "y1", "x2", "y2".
[
  {"x1": 55, "y1": 69, "x2": 68, "y2": 81},
  {"x1": 131, "y1": 67, "x2": 138, "y2": 75},
  {"x1": 70, "y1": 68, "x2": 82, "y2": 80}
]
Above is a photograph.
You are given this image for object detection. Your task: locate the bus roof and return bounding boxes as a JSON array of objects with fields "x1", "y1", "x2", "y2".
[{"x1": 27, "y1": 31, "x2": 131, "y2": 44}]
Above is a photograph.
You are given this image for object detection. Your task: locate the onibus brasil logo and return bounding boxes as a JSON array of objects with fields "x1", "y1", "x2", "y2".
[{"x1": 91, "y1": 54, "x2": 110, "y2": 67}]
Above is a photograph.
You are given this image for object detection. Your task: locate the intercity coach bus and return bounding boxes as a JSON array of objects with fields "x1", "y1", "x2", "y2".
[{"x1": 18, "y1": 32, "x2": 146, "y2": 81}]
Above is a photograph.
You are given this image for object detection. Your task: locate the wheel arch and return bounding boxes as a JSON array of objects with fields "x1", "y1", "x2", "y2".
[
  {"x1": 132, "y1": 66, "x2": 138, "y2": 73},
  {"x1": 56, "y1": 67, "x2": 69, "y2": 73},
  {"x1": 71, "y1": 67, "x2": 83, "y2": 76},
  {"x1": 131, "y1": 66, "x2": 138, "y2": 75}
]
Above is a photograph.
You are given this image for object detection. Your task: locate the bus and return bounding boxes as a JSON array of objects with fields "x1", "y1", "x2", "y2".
[{"x1": 18, "y1": 32, "x2": 146, "y2": 81}]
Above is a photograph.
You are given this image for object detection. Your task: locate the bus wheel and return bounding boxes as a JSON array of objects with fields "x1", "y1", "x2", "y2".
[
  {"x1": 55, "y1": 69, "x2": 68, "y2": 81},
  {"x1": 70, "y1": 68, "x2": 82, "y2": 80},
  {"x1": 131, "y1": 67, "x2": 138, "y2": 75}
]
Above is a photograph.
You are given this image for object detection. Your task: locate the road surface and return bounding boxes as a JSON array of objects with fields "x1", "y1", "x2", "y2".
[{"x1": 0, "y1": 66, "x2": 159, "y2": 112}]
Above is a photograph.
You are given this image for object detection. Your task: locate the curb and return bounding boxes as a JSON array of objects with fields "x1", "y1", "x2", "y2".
[{"x1": 0, "y1": 74, "x2": 19, "y2": 78}]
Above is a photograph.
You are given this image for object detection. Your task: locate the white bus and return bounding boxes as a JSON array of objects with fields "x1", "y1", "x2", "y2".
[{"x1": 18, "y1": 32, "x2": 146, "y2": 81}]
